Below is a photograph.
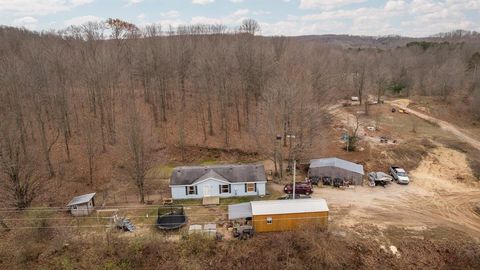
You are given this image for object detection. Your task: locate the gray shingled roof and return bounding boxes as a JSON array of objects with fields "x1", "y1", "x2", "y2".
[
  {"x1": 310, "y1": 158, "x2": 364, "y2": 175},
  {"x1": 67, "y1": 193, "x2": 96, "y2": 207},
  {"x1": 170, "y1": 164, "x2": 267, "y2": 186}
]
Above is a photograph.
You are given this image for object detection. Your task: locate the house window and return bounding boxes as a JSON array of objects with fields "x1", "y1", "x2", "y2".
[
  {"x1": 185, "y1": 186, "x2": 198, "y2": 195},
  {"x1": 245, "y1": 183, "x2": 256, "y2": 193},
  {"x1": 220, "y1": 184, "x2": 230, "y2": 194},
  {"x1": 266, "y1": 217, "x2": 272, "y2": 224}
]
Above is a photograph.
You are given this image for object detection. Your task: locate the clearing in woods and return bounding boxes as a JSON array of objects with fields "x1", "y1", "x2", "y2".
[{"x1": 311, "y1": 100, "x2": 480, "y2": 240}]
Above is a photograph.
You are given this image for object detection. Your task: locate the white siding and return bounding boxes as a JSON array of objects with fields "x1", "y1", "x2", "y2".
[
  {"x1": 69, "y1": 201, "x2": 94, "y2": 216},
  {"x1": 171, "y1": 177, "x2": 266, "y2": 199}
]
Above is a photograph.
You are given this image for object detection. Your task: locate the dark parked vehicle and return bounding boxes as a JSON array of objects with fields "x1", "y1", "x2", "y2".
[
  {"x1": 283, "y1": 182, "x2": 313, "y2": 195},
  {"x1": 322, "y1": 176, "x2": 332, "y2": 185},
  {"x1": 368, "y1": 172, "x2": 393, "y2": 187},
  {"x1": 309, "y1": 176, "x2": 321, "y2": 185},
  {"x1": 332, "y1": 178, "x2": 344, "y2": 188},
  {"x1": 233, "y1": 225, "x2": 254, "y2": 240}
]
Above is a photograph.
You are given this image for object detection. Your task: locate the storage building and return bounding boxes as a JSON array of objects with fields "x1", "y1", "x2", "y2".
[
  {"x1": 309, "y1": 158, "x2": 364, "y2": 185},
  {"x1": 67, "y1": 193, "x2": 96, "y2": 216},
  {"x1": 228, "y1": 199, "x2": 329, "y2": 233}
]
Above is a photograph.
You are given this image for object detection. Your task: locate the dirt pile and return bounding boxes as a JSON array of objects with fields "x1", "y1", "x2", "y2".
[{"x1": 410, "y1": 147, "x2": 477, "y2": 191}]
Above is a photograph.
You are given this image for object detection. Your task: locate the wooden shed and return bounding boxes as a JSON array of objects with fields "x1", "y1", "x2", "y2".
[
  {"x1": 67, "y1": 193, "x2": 96, "y2": 216},
  {"x1": 228, "y1": 199, "x2": 329, "y2": 233}
]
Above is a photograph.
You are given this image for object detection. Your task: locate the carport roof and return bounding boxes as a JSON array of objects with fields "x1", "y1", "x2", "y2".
[{"x1": 310, "y1": 158, "x2": 364, "y2": 175}]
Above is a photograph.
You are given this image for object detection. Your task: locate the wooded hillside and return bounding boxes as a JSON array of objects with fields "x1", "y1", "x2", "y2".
[{"x1": 1, "y1": 20, "x2": 479, "y2": 207}]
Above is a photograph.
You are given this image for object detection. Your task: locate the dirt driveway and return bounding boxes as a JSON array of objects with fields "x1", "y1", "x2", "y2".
[
  {"x1": 298, "y1": 145, "x2": 480, "y2": 240},
  {"x1": 387, "y1": 99, "x2": 480, "y2": 151}
]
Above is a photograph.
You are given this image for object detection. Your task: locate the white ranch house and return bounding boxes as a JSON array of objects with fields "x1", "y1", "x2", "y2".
[{"x1": 169, "y1": 164, "x2": 267, "y2": 200}]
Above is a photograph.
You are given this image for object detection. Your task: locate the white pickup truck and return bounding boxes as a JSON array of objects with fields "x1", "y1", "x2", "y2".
[{"x1": 389, "y1": 166, "x2": 410, "y2": 184}]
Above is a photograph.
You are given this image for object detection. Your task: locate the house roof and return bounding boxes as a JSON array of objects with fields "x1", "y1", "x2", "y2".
[
  {"x1": 194, "y1": 169, "x2": 229, "y2": 184},
  {"x1": 250, "y1": 199, "x2": 329, "y2": 216},
  {"x1": 170, "y1": 164, "x2": 266, "y2": 186},
  {"x1": 67, "y1": 193, "x2": 96, "y2": 207},
  {"x1": 309, "y1": 158, "x2": 364, "y2": 175}
]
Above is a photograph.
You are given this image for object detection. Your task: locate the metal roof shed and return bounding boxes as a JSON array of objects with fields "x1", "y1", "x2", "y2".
[
  {"x1": 228, "y1": 199, "x2": 329, "y2": 232},
  {"x1": 251, "y1": 199, "x2": 329, "y2": 232},
  {"x1": 228, "y1": 202, "x2": 252, "y2": 220},
  {"x1": 250, "y1": 199, "x2": 329, "y2": 216},
  {"x1": 309, "y1": 158, "x2": 365, "y2": 185},
  {"x1": 67, "y1": 193, "x2": 96, "y2": 207},
  {"x1": 67, "y1": 193, "x2": 96, "y2": 216}
]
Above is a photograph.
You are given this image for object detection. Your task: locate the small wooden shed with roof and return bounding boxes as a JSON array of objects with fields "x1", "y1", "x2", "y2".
[
  {"x1": 228, "y1": 199, "x2": 329, "y2": 232},
  {"x1": 67, "y1": 192, "x2": 96, "y2": 216}
]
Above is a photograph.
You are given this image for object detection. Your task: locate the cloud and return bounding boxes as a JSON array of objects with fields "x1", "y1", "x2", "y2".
[
  {"x1": 191, "y1": 16, "x2": 222, "y2": 25},
  {"x1": 230, "y1": 0, "x2": 244, "y2": 3},
  {"x1": 160, "y1": 10, "x2": 180, "y2": 18},
  {"x1": 189, "y1": 9, "x2": 249, "y2": 26},
  {"x1": 384, "y1": 0, "x2": 406, "y2": 12},
  {"x1": 233, "y1": 9, "x2": 249, "y2": 16},
  {"x1": 253, "y1": 10, "x2": 271, "y2": 15},
  {"x1": 260, "y1": 0, "x2": 480, "y2": 37},
  {"x1": 13, "y1": 16, "x2": 38, "y2": 24},
  {"x1": 192, "y1": 0, "x2": 214, "y2": 4},
  {"x1": 299, "y1": 0, "x2": 366, "y2": 10},
  {"x1": 70, "y1": 0, "x2": 94, "y2": 5},
  {"x1": 124, "y1": 0, "x2": 143, "y2": 7},
  {"x1": 64, "y1": 15, "x2": 102, "y2": 26},
  {"x1": 12, "y1": 16, "x2": 38, "y2": 29},
  {"x1": 0, "y1": 0, "x2": 94, "y2": 16}
]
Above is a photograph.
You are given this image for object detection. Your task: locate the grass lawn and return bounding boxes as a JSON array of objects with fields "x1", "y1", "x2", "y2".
[{"x1": 146, "y1": 164, "x2": 175, "y2": 179}]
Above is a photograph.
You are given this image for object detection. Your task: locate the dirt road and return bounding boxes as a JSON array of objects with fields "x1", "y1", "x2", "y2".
[
  {"x1": 302, "y1": 103, "x2": 480, "y2": 239},
  {"x1": 311, "y1": 145, "x2": 480, "y2": 239},
  {"x1": 387, "y1": 100, "x2": 480, "y2": 151}
]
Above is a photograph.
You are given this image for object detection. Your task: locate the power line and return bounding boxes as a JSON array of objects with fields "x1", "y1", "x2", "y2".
[
  {"x1": 2, "y1": 213, "x2": 226, "y2": 221},
  {"x1": 0, "y1": 201, "x2": 275, "y2": 213},
  {"x1": 1, "y1": 216, "x2": 329, "y2": 230}
]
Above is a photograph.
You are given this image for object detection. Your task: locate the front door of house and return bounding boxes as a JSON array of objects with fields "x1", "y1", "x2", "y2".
[{"x1": 203, "y1": 186, "x2": 211, "y2": 197}]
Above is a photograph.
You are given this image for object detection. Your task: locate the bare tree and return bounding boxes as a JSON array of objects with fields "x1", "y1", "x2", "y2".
[
  {"x1": 126, "y1": 107, "x2": 149, "y2": 204},
  {"x1": 353, "y1": 65, "x2": 366, "y2": 105},
  {"x1": 171, "y1": 29, "x2": 194, "y2": 159},
  {"x1": 31, "y1": 92, "x2": 59, "y2": 178},
  {"x1": 468, "y1": 52, "x2": 480, "y2": 79},
  {"x1": 239, "y1": 19, "x2": 260, "y2": 35},
  {"x1": 345, "y1": 114, "x2": 361, "y2": 152},
  {"x1": 82, "y1": 119, "x2": 97, "y2": 185},
  {"x1": 0, "y1": 121, "x2": 41, "y2": 209}
]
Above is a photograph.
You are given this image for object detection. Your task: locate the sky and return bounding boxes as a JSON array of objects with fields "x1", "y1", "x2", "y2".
[{"x1": 0, "y1": 0, "x2": 479, "y2": 37}]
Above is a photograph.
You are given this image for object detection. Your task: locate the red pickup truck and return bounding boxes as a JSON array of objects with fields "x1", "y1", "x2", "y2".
[{"x1": 283, "y1": 182, "x2": 313, "y2": 195}]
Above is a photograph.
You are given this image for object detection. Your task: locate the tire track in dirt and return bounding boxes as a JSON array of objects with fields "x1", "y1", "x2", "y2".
[
  {"x1": 354, "y1": 190, "x2": 480, "y2": 238},
  {"x1": 387, "y1": 100, "x2": 480, "y2": 151},
  {"x1": 323, "y1": 102, "x2": 480, "y2": 238}
]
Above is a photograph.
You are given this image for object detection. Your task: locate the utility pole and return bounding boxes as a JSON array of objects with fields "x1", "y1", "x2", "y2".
[
  {"x1": 287, "y1": 134, "x2": 296, "y2": 199},
  {"x1": 293, "y1": 158, "x2": 296, "y2": 200},
  {"x1": 275, "y1": 134, "x2": 282, "y2": 179}
]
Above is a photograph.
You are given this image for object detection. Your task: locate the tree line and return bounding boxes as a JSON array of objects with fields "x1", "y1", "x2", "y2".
[{"x1": 0, "y1": 19, "x2": 479, "y2": 207}]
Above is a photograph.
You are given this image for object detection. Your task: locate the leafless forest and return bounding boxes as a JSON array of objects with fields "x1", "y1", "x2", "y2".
[{"x1": 1, "y1": 19, "x2": 480, "y2": 207}]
